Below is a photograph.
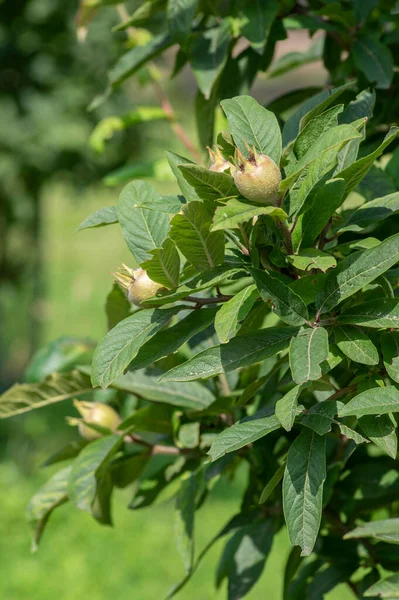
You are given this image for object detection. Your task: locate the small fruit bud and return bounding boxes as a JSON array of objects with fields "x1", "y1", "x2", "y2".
[
  {"x1": 207, "y1": 145, "x2": 232, "y2": 173},
  {"x1": 67, "y1": 400, "x2": 121, "y2": 440},
  {"x1": 112, "y1": 265, "x2": 166, "y2": 307},
  {"x1": 232, "y1": 147, "x2": 281, "y2": 205}
]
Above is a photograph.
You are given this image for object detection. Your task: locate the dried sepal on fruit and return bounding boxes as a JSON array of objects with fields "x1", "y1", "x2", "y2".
[
  {"x1": 232, "y1": 146, "x2": 281, "y2": 205},
  {"x1": 113, "y1": 265, "x2": 166, "y2": 307},
  {"x1": 207, "y1": 145, "x2": 232, "y2": 173},
  {"x1": 67, "y1": 400, "x2": 121, "y2": 440}
]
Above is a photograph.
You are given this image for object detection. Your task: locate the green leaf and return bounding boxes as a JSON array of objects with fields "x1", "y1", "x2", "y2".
[
  {"x1": 339, "y1": 299, "x2": 399, "y2": 328},
  {"x1": 289, "y1": 328, "x2": 329, "y2": 385},
  {"x1": 338, "y1": 126, "x2": 399, "y2": 196},
  {"x1": 113, "y1": 0, "x2": 166, "y2": 29},
  {"x1": 105, "y1": 284, "x2": 131, "y2": 331},
  {"x1": 217, "y1": 520, "x2": 275, "y2": 598},
  {"x1": 275, "y1": 385, "x2": 303, "y2": 432},
  {"x1": 292, "y1": 178, "x2": 345, "y2": 251},
  {"x1": 211, "y1": 199, "x2": 287, "y2": 231},
  {"x1": 249, "y1": 268, "x2": 309, "y2": 326},
  {"x1": 26, "y1": 466, "x2": 71, "y2": 551},
  {"x1": 134, "y1": 194, "x2": 185, "y2": 214},
  {"x1": 77, "y1": 206, "x2": 117, "y2": 231},
  {"x1": 301, "y1": 401, "x2": 339, "y2": 436},
  {"x1": 364, "y1": 573, "x2": 399, "y2": 598},
  {"x1": 175, "y1": 471, "x2": 198, "y2": 574},
  {"x1": 111, "y1": 452, "x2": 150, "y2": 489},
  {"x1": 353, "y1": 37, "x2": 394, "y2": 89},
  {"x1": 177, "y1": 165, "x2": 237, "y2": 201},
  {"x1": 189, "y1": 20, "x2": 230, "y2": 99},
  {"x1": 381, "y1": 332, "x2": 399, "y2": 384},
  {"x1": 68, "y1": 434, "x2": 122, "y2": 512},
  {"x1": 334, "y1": 325, "x2": 379, "y2": 366},
  {"x1": 283, "y1": 428, "x2": 326, "y2": 556},
  {"x1": 208, "y1": 407, "x2": 281, "y2": 461},
  {"x1": 162, "y1": 326, "x2": 297, "y2": 382},
  {"x1": 339, "y1": 387, "x2": 399, "y2": 418},
  {"x1": 337, "y1": 423, "x2": 369, "y2": 445},
  {"x1": 238, "y1": 0, "x2": 278, "y2": 51},
  {"x1": 111, "y1": 368, "x2": 215, "y2": 410},
  {"x1": 128, "y1": 307, "x2": 218, "y2": 370},
  {"x1": 91, "y1": 306, "x2": 181, "y2": 388},
  {"x1": 42, "y1": 440, "x2": 90, "y2": 467},
  {"x1": 259, "y1": 464, "x2": 285, "y2": 504},
  {"x1": 119, "y1": 403, "x2": 174, "y2": 435},
  {"x1": 169, "y1": 201, "x2": 225, "y2": 271},
  {"x1": 221, "y1": 95, "x2": 282, "y2": 164},
  {"x1": 359, "y1": 414, "x2": 397, "y2": 459},
  {"x1": 268, "y1": 37, "x2": 324, "y2": 79},
  {"x1": 282, "y1": 81, "x2": 355, "y2": 147},
  {"x1": 316, "y1": 232, "x2": 399, "y2": 314},
  {"x1": 24, "y1": 337, "x2": 94, "y2": 383},
  {"x1": 287, "y1": 250, "x2": 336, "y2": 273},
  {"x1": 0, "y1": 371, "x2": 92, "y2": 419},
  {"x1": 141, "y1": 266, "x2": 243, "y2": 306},
  {"x1": 141, "y1": 238, "x2": 180, "y2": 288},
  {"x1": 289, "y1": 274, "x2": 327, "y2": 305},
  {"x1": 109, "y1": 31, "x2": 173, "y2": 87},
  {"x1": 339, "y1": 191, "x2": 399, "y2": 233},
  {"x1": 345, "y1": 518, "x2": 399, "y2": 543},
  {"x1": 117, "y1": 181, "x2": 170, "y2": 263},
  {"x1": 293, "y1": 105, "x2": 344, "y2": 160},
  {"x1": 167, "y1": 0, "x2": 197, "y2": 42},
  {"x1": 214, "y1": 285, "x2": 259, "y2": 344},
  {"x1": 166, "y1": 151, "x2": 200, "y2": 201}
]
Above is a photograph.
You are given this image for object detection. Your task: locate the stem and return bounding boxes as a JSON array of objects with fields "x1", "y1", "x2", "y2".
[
  {"x1": 278, "y1": 221, "x2": 294, "y2": 255},
  {"x1": 319, "y1": 218, "x2": 332, "y2": 250},
  {"x1": 184, "y1": 294, "x2": 233, "y2": 306},
  {"x1": 218, "y1": 373, "x2": 231, "y2": 396},
  {"x1": 127, "y1": 433, "x2": 184, "y2": 456},
  {"x1": 238, "y1": 224, "x2": 250, "y2": 253}
]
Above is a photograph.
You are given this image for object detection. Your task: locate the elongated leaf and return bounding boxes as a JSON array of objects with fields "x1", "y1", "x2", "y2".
[
  {"x1": 24, "y1": 337, "x2": 94, "y2": 383},
  {"x1": 117, "y1": 181, "x2": 170, "y2": 263},
  {"x1": 275, "y1": 385, "x2": 303, "y2": 432},
  {"x1": 259, "y1": 464, "x2": 285, "y2": 504},
  {"x1": 129, "y1": 307, "x2": 218, "y2": 369},
  {"x1": 208, "y1": 407, "x2": 281, "y2": 461},
  {"x1": 345, "y1": 518, "x2": 399, "y2": 542},
  {"x1": 169, "y1": 201, "x2": 225, "y2": 271},
  {"x1": 111, "y1": 368, "x2": 215, "y2": 410},
  {"x1": 118, "y1": 403, "x2": 174, "y2": 434},
  {"x1": 301, "y1": 400, "x2": 339, "y2": 436},
  {"x1": 293, "y1": 105, "x2": 344, "y2": 160},
  {"x1": 353, "y1": 37, "x2": 393, "y2": 89},
  {"x1": 26, "y1": 466, "x2": 71, "y2": 551},
  {"x1": 189, "y1": 20, "x2": 230, "y2": 99},
  {"x1": 287, "y1": 250, "x2": 336, "y2": 273},
  {"x1": 249, "y1": 268, "x2": 309, "y2": 326},
  {"x1": 77, "y1": 206, "x2": 117, "y2": 231},
  {"x1": 215, "y1": 285, "x2": 258, "y2": 344},
  {"x1": 292, "y1": 178, "x2": 345, "y2": 251},
  {"x1": 364, "y1": 573, "x2": 399, "y2": 598},
  {"x1": 135, "y1": 194, "x2": 185, "y2": 214},
  {"x1": 334, "y1": 325, "x2": 379, "y2": 365},
  {"x1": 175, "y1": 471, "x2": 198, "y2": 574},
  {"x1": 114, "y1": 0, "x2": 166, "y2": 29},
  {"x1": 359, "y1": 414, "x2": 397, "y2": 459},
  {"x1": 91, "y1": 306, "x2": 181, "y2": 388},
  {"x1": 338, "y1": 299, "x2": 399, "y2": 328},
  {"x1": 238, "y1": 0, "x2": 278, "y2": 51},
  {"x1": 337, "y1": 423, "x2": 369, "y2": 445},
  {"x1": 221, "y1": 95, "x2": 282, "y2": 164},
  {"x1": 268, "y1": 37, "x2": 324, "y2": 79},
  {"x1": 316, "y1": 232, "x2": 399, "y2": 314},
  {"x1": 141, "y1": 238, "x2": 180, "y2": 288},
  {"x1": 68, "y1": 434, "x2": 122, "y2": 512},
  {"x1": 106, "y1": 284, "x2": 131, "y2": 330},
  {"x1": 381, "y1": 332, "x2": 399, "y2": 383},
  {"x1": 338, "y1": 126, "x2": 399, "y2": 196},
  {"x1": 283, "y1": 428, "x2": 326, "y2": 556},
  {"x1": 166, "y1": 151, "x2": 200, "y2": 201},
  {"x1": 0, "y1": 371, "x2": 92, "y2": 419},
  {"x1": 339, "y1": 387, "x2": 399, "y2": 418},
  {"x1": 109, "y1": 31, "x2": 173, "y2": 87},
  {"x1": 177, "y1": 165, "x2": 237, "y2": 201},
  {"x1": 167, "y1": 0, "x2": 197, "y2": 41},
  {"x1": 162, "y1": 326, "x2": 297, "y2": 382},
  {"x1": 141, "y1": 266, "x2": 243, "y2": 306},
  {"x1": 289, "y1": 328, "x2": 329, "y2": 385},
  {"x1": 211, "y1": 199, "x2": 286, "y2": 231},
  {"x1": 340, "y1": 191, "x2": 399, "y2": 233}
]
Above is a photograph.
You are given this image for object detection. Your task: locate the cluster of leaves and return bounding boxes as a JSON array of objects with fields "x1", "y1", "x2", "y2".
[
  {"x1": 84, "y1": 0, "x2": 399, "y2": 149},
  {"x1": 4, "y1": 86, "x2": 399, "y2": 598}
]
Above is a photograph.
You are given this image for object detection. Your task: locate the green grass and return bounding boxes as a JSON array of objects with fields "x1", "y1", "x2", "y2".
[{"x1": 1, "y1": 184, "x2": 355, "y2": 599}]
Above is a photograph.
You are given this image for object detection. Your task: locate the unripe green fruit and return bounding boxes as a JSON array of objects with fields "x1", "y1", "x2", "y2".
[
  {"x1": 113, "y1": 265, "x2": 167, "y2": 307},
  {"x1": 233, "y1": 151, "x2": 281, "y2": 205},
  {"x1": 68, "y1": 400, "x2": 121, "y2": 441}
]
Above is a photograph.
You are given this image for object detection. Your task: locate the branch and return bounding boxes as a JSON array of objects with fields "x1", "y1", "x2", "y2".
[
  {"x1": 278, "y1": 221, "x2": 294, "y2": 255},
  {"x1": 126, "y1": 433, "x2": 185, "y2": 456},
  {"x1": 183, "y1": 294, "x2": 233, "y2": 306}
]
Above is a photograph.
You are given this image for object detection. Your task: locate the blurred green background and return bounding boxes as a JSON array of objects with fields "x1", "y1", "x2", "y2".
[{"x1": 0, "y1": 1, "x2": 353, "y2": 598}]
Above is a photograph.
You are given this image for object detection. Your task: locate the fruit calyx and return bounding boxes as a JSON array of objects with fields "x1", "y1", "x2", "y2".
[
  {"x1": 207, "y1": 145, "x2": 232, "y2": 173},
  {"x1": 113, "y1": 265, "x2": 166, "y2": 307},
  {"x1": 67, "y1": 400, "x2": 121, "y2": 440},
  {"x1": 232, "y1": 146, "x2": 281, "y2": 205}
]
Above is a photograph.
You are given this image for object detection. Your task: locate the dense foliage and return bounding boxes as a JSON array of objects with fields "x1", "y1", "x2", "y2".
[{"x1": 4, "y1": 1, "x2": 399, "y2": 598}]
